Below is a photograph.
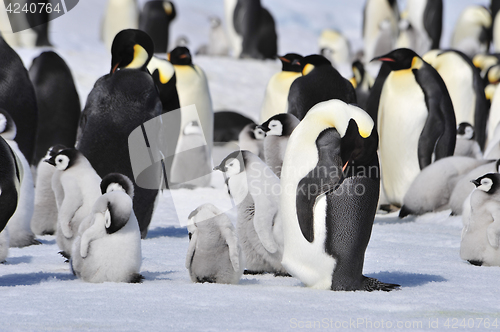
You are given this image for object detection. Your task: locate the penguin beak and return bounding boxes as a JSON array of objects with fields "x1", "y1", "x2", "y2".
[
  {"x1": 371, "y1": 56, "x2": 396, "y2": 63},
  {"x1": 471, "y1": 179, "x2": 481, "y2": 187},
  {"x1": 111, "y1": 62, "x2": 120, "y2": 74},
  {"x1": 44, "y1": 156, "x2": 56, "y2": 166},
  {"x1": 213, "y1": 165, "x2": 226, "y2": 172},
  {"x1": 278, "y1": 56, "x2": 290, "y2": 63}
]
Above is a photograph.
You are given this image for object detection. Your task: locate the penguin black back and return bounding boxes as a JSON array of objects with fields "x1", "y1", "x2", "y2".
[
  {"x1": 365, "y1": 62, "x2": 391, "y2": 125},
  {"x1": 0, "y1": 36, "x2": 38, "y2": 164},
  {"x1": 139, "y1": 1, "x2": 177, "y2": 53},
  {"x1": 29, "y1": 51, "x2": 81, "y2": 166},
  {"x1": 0, "y1": 136, "x2": 19, "y2": 233},
  {"x1": 423, "y1": 0, "x2": 443, "y2": 49}
]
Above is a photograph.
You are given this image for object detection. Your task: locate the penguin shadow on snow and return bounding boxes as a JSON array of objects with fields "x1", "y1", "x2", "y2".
[
  {"x1": 2, "y1": 255, "x2": 32, "y2": 265},
  {"x1": 36, "y1": 238, "x2": 56, "y2": 245},
  {"x1": 145, "y1": 226, "x2": 188, "y2": 239},
  {"x1": 139, "y1": 270, "x2": 176, "y2": 281},
  {"x1": 0, "y1": 272, "x2": 76, "y2": 287},
  {"x1": 366, "y1": 271, "x2": 446, "y2": 288},
  {"x1": 374, "y1": 211, "x2": 417, "y2": 225}
]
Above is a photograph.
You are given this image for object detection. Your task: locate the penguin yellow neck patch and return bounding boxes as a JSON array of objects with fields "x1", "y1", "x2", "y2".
[
  {"x1": 126, "y1": 44, "x2": 149, "y2": 69},
  {"x1": 302, "y1": 64, "x2": 315, "y2": 75},
  {"x1": 411, "y1": 57, "x2": 423, "y2": 70},
  {"x1": 164, "y1": 2, "x2": 173, "y2": 15}
]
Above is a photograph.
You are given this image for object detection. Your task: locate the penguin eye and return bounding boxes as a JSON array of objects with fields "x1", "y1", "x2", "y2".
[{"x1": 228, "y1": 162, "x2": 234, "y2": 167}]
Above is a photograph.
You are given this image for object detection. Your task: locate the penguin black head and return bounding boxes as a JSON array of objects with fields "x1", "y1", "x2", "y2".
[
  {"x1": 168, "y1": 46, "x2": 193, "y2": 65},
  {"x1": 0, "y1": 109, "x2": 16, "y2": 141},
  {"x1": 213, "y1": 150, "x2": 246, "y2": 178},
  {"x1": 105, "y1": 200, "x2": 130, "y2": 235},
  {"x1": 471, "y1": 173, "x2": 500, "y2": 194},
  {"x1": 111, "y1": 29, "x2": 154, "y2": 74},
  {"x1": 259, "y1": 113, "x2": 299, "y2": 137},
  {"x1": 42, "y1": 144, "x2": 67, "y2": 162},
  {"x1": 44, "y1": 148, "x2": 80, "y2": 171},
  {"x1": 372, "y1": 48, "x2": 422, "y2": 71},
  {"x1": 278, "y1": 53, "x2": 303, "y2": 72},
  {"x1": 457, "y1": 122, "x2": 475, "y2": 140},
  {"x1": 301, "y1": 54, "x2": 332, "y2": 75},
  {"x1": 350, "y1": 60, "x2": 366, "y2": 88},
  {"x1": 340, "y1": 119, "x2": 379, "y2": 171},
  {"x1": 101, "y1": 173, "x2": 134, "y2": 198},
  {"x1": 163, "y1": 1, "x2": 176, "y2": 19}
]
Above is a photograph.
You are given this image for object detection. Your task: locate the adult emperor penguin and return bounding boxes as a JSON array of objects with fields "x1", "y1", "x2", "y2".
[
  {"x1": 238, "y1": 123, "x2": 265, "y2": 160},
  {"x1": 46, "y1": 148, "x2": 102, "y2": 259},
  {"x1": 147, "y1": 55, "x2": 181, "y2": 114},
  {"x1": 186, "y1": 203, "x2": 243, "y2": 284},
  {"x1": 259, "y1": 113, "x2": 300, "y2": 178},
  {"x1": 450, "y1": 5, "x2": 492, "y2": 59},
  {"x1": 373, "y1": 48, "x2": 456, "y2": 207},
  {"x1": 214, "y1": 150, "x2": 287, "y2": 275},
  {"x1": 349, "y1": 60, "x2": 374, "y2": 111},
  {"x1": 0, "y1": 110, "x2": 38, "y2": 248},
  {"x1": 461, "y1": 173, "x2": 500, "y2": 266},
  {"x1": 102, "y1": 0, "x2": 139, "y2": 51},
  {"x1": 423, "y1": 49, "x2": 488, "y2": 150},
  {"x1": 31, "y1": 145, "x2": 66, "y2": 236},
  {"x1": 260, "y1": 53, "x2": 303, "y2": 123},
  {"x1": 78, "y1": 31, "x2": 162, "y2": 239},
  {"x1": 280, "y1": 99, "x2": 398, "y2": 291},
  {"x1": 362, "y1": 0, "x2": 399, "y2": 63},
  {"x1": 71, "y1": 174, "x2": 143, "y2": 283},
  {"x1": 287, "y1": 54, "x2": 357, "y2": 121},
  {"x1": 399, "y1": 156, "x2": 491, "y2": 217},
  {"x1": 28, "y1": 51, "x2": 81, "y2": 167},
  {"x1": 139, "y1": 1, "x2": 176, "y2": 53},
  {"x1": 454, "y1": 123, "x2": 483, "y2": 159},
  {"x1": 0, "y1": 36, "x2": 38, "y2": 165},
  {"x1": 318, "y1": 29, "x2": 352, "y2": 67}
]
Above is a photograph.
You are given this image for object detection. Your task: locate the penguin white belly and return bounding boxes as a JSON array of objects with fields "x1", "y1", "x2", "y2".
[
  {"x1": 487, "y1": 86, "x2": 500, "y2": 146},
  {"x1": 224, "y1": 0, "x2": 243, "y2": 57},
  {"x1": 378, "y1": 71, "x2": 428, "y2": 206},
  {"x1": 102, "y1": 0, "x2": 139, "y2": 50},
  {"x1": 494, "y1": 14, "x2": 500, "y2": 53},
  {"x1": 0, "y1": 228, "x2": 9, "y2": 262},
  {"x1": 260, "y1": 72, "x2": 301, "y2": 123},
  {"x1": 31, "y1": 160, "x2": 58, "y2": 235},
  {"x1": 405, "y1": 0, "x2": 431, "y2": 55}
]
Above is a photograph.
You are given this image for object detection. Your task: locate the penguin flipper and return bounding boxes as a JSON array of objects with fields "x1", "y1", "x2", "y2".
[
  {"x1": 185, "y1": 230, "x2": 198, "y2": 269},
  {"x1": 423, "y1": 0, "x2": 443, "y2": 49},
  {"x1": 129, "y1": 273, "x2": 145, "y2": 283},
  {"x1": 362, "y1": 276, "x2": 400, "y2": 292},
  {"x1": 486, "y1": 218, "x2": 500, "y2": 248},
  {"x1": 218, "y1": 219, "x2": 240, "y2": 272}
]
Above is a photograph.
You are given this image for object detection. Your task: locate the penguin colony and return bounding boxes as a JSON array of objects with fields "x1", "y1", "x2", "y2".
[{"x1": 2, "y1": 0, "x2": 500, "y2": 292}]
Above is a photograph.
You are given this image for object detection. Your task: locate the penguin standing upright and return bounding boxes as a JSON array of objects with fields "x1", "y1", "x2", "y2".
[
  {"x1": 147, "y1": 55, "x2": 181, "y2": 114},
  {"x1": 77, "y1": 30, "x2": 162, "y2": 239},
  {"x1": 0, "y1": 36, "x2": 38, "y2": 165},
  {"x1": 259, "y1": 113, "x2": 300, "y2": 178},
  {"x1": 260, "y1": 53, "x2": 302, "y2": 123},
  {"x1": 139, "y1": 1, "x2": 177, "y2": 53},
  {"x1": 373, "y1": 48, "x2": 456, "y2": 207},
  {"x1": 318, "y1": 29, "x2": 352, "y2": 67},
  {"x1": 29, "y1": 51, "x2": 81, "y2": 167},
  {"x1": 287, "y1": 54, "x2": 357, "y2": 121},
  {"x1": 207, "y1": 16, "x2": 230, "y2": 56},
  {"x1": 101, "y1": 0, "x2": 139, "y2": 51},
  {"x1": 450, "y1": 6, "x2": 492, "y2": 59},
  {"x1": 280, "y1": 99, "x2": 398, "y2": 291},
  {"x1": 238, "y1": 123, "x2": 265, "y2": 160},
  {"x1": 349, "y1": 60, "x2": 374, "y2": 110}
]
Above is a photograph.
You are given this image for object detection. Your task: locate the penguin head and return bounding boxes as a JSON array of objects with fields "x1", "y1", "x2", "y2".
[
  {"x1": 163, "y1": 1, "x2": 176, "y2": 19},
  {"x1": 278, "y1": 53, "x2": 303, "y2": 73},
  {"x1": 457, "y1": 123, "x2": 475, "y2": 140},
  {"x1": 0, "y1": 109, "x2": 16, "y2": 141},
  {"x1": 213, "y1": 151, "x2": 245, "y2": 178},
  {"x1": 301, "y1": 54, "x2": 332, "y2": 75},
  {"x1": 349, "y1": 60, "x2": 365, "y2": 89},
  {"x1": 101, "y1": 173, "x2": 134, "y2": 198},
  {"x1": 41, "y1": 144, "x2": 67, "y2": 163},
  {"x1": 486, "y1": 64, "x2": 500, "y2": 84},
  {"x1": 44, "y1": 148, "x2": 80, "y2": 171},
  {"x1": 252, "y1": 124, "x2": 266, "y2": 140},
  {"x1": 471, "y1": 173, "x2": 500, "y2": 194},
  {"x1": 111, "y1": 29, "x2": 154, "y2": 74},
  {"x1": 372, "y1": 48, "x2": 423, "y2": 71},
  {"x1": 259, "y1": 113, "x2": 300, "y2": 137},
  {"x1": 168, "y1": 46, "x2": 193, "y2": 65}
]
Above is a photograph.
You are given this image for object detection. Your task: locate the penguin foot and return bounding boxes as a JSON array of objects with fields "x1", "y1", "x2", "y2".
[
  {"x1": 379, "y1": 204, "x2": 399, "y2": 213},
  {"x1": 58, "y1": 251, "x2": 70, "y2": 262},
  {"x1": 362, "y1": 277, "x2": 400, "y2": 292},
  {"x1": 468, "y1": 260, "x2": 483, "y2": 266},
  {"x1": 273, "y1": 271, "x2": 292, "y2": 277},
  {"x1": 196, "y1": 276, "x2": 216, "y2": 283},
  {"x1": 129, "y1": 273, "x2": 145, "y2": 283},
  {"x1": 243, "y1": 270, "x2": 267, "y2": 275},
  {"x1": 398, "y1": 205, "x2": 413, "y2": 218},
  {"x1": 41, "y1": 231, "x2": 55, "y2": 236}
]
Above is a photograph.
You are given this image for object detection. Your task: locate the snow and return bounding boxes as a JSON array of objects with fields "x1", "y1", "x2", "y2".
[{"x1": 2, "y1": 0, "x2": 500, "y2": 331}]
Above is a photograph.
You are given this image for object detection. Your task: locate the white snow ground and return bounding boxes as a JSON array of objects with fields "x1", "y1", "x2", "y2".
[{"x1": 2, "y1": 0, "x2": 500, "y2": 331}]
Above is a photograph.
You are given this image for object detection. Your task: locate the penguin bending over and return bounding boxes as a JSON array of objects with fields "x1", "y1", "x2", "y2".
[
  {"x1": 280, "y1": 99, "x2": 398, "y2": 291},
  {"x1": 139, "y1": 0, "x2": 176, "y2": 53},
  {"x1": 71, "y1": 173, "x2": 143, "y2": 283},
  {"x1": 186, "y1": 203, "x2": 243, "y2": 284}
]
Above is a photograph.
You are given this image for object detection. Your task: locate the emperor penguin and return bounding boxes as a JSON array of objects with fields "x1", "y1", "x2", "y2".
[
  {"x1": 224, "y1": 0, "x2": 243, "y2": 57},
  {"x1": 259, "y1": 113, "x2": 300, "y2": 178},
  {"x1": 214, "y1": 150, "x2": 287, "y2": 275},
  {"x1": 0, "y1": 110, "x2": 38, "y2": 248},
  {"x1": 349, "y1": 60, "x2": 374, "y2": 111},
  {"x1": 28, "y1": 51, "x2": 81, "y2": 167},
  {"x1": 318, "y1": 29, "x2": 352, "y2": 67},
  {"x1": 260, "y1": 53, "x2": 303, "y2": 123},
  {"x1": 147, "y1": 55, "x2": 181, "y2": 113},
  {"x1": 423, "y1": 50, "x2": 488, "y2": 150},
  {"x1": 450, "y1": 6, "x2": 492, "y2": 59},
  {"x1": 365, "y1": 62, "x2": 392, "y2": 124},
  {"x1": 238, "y1": 123, "x2": 265, "y2": 160},
  {"x1": 196, "y1": 16, "x2": 231, "y2": 57},
  {"x1": 287, "y1": 54, "x2": 357, "y2": 121},
  {"x1": 139, "y1": 1, "x2": 176, "y2": 54},
  {"x1": 45, "y1": 148, "x2": 102, "y2": 259},
  {"x1": 110, "y1": 29, "x2": 154, "y2": 73},
  {"x1": 454, "y1": 123, "x2": 483, "y2": 159},
  {"x1": 399, "y1": 156, "x2": 491, "y2": 217},
  {"x1": 186, "y1": 203, "x2": 243, "y2": 284},
  {"x1": 373, "y1": 48, "x2": 456, "y2": 207},
  {"x1": 101, "y1": 0, "x2": 139, "y2": 51},
  {"x1": 214, "y1": 111, "x2": 254, "y2": 143},
  {"x1": 0, "y1": 36, "x2": 38, "y2": 165},
  {"x1": 461, "y1": 173, "x2": 500, "y2": 266},
  {"x1": 362, "y1": 0, "x2": 399, "y2": 63},
  {"x1": 31, "y1": 145, "x2": 66, "y2": 236},
  {"x1": 449, "y1": 159, "x2": 500, "y2": 216},
  {"x1": 472, "y1": 53, "x2": 500, "y2": 78},
  {"x1": 280, "y1": 99, "x2": 398, "y2": 291},
  {"x1": 25, "y1": 0, "x2": 52, "y2": 46},
  {"x1": 71, "y1": 173, "x2": 143, "y2": 283},
  {"x1": 77, "y1": 31, "x2": 162, "y2": 239}
]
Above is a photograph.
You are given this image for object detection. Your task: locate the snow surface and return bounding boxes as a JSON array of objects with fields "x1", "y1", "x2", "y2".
[{"x1": 2, "y1": 0, "x2": 500, "y2": 331}]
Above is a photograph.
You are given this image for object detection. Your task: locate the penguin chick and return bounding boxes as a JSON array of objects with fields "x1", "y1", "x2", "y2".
[
  {"x1": 70, "y1": 187, "x2": 143, "y2": 283},
  {"x1": 197, "y1": 16, "x2": 230, "y2": 56},
  {"x1": 400, "y1": 156, "x2": 491, "y2": 217},
  {"x1": 318, "y1": 29, "x2": 351, "y2": 67},
  {"x1": 0, "y1": 110, "x2": 38, "y2": 247},
  {"x1": 259, "y1": 113, "x2": 300, "y2": 178},
  {"x1": 461, "y1": 173, "x2": 500, "y2": 266},
  {"x1": 46, "y1": 148, "x2": 102, "y2": 259},
  {"x1": 214, "y1": 150, "x2": 287, "y2": 275},
  {"x1": 455, "y1": 123, "x2": 483, "y2": 159},
  {"x1": 186, "y1": 203, "x2": 243, "y2": 284},
  {"x1": 238, "y1": 123, "x2": 265, "y2": 160},
  {"x1": 110, "y1": 29, "x2": 154, "y2": 73}
]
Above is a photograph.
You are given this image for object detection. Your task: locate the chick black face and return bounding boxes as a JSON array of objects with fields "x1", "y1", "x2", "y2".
[{"x1": 472, "y1": 173, "x2": 500, "y2": 194}]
